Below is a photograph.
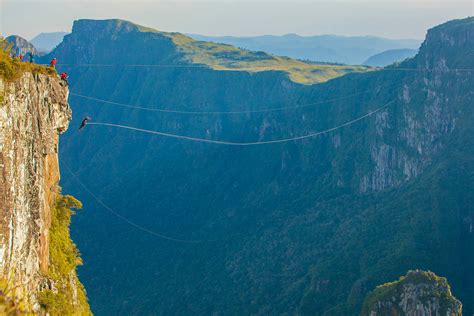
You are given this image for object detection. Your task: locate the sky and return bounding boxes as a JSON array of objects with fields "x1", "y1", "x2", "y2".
[{"x1": 1, "y1": 0, "x2": 473, "y2": 40}]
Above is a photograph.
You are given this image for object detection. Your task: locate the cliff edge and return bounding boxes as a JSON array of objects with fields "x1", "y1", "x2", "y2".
[{"x1": 0, "y1": 45, "x2": 90, "y2": 314}]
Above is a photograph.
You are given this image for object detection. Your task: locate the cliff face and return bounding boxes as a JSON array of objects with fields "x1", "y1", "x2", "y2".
[
  {"x1": 361, "y1": 270, "x2": 462, "y2": 316},
  {"x1": 358, "y1": 18, "x2": 474, "y2": 193},
  {"x1": 0, "y1": 71, "x2": 88, "y2": 313}
]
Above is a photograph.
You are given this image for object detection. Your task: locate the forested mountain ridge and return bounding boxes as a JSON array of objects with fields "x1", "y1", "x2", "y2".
[{"x1": 47, "y1": 17, "x2": 474, "y2": 315}]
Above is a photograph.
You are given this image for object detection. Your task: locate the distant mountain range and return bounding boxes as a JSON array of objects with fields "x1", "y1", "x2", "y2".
[
  {"x1": 188, "y1": 33, "x2": 422, "y2": 64},
  {"x1": 363, "y1": 48, "x2": 418, "y2": 67},
  {"x1": 28, "y1": 31, "x2": 421, "y2": 65},
  {"x1": 30, "y1": 32, "x2": 68, "y2": 53}
]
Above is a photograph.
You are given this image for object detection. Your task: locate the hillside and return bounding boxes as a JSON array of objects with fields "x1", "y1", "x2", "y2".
[
  {"x1": 189, "y1": 33, "x2": 422, "y2": 64},
  {"x1": 50, "y1": 17, "x2": 474, "y2": 315},
  {"x1": 168, "y1": 32, "x2": 372, "y2": 84},
  {"x1": 363, "y1": 48, "x2": 418, "y2": 67}
]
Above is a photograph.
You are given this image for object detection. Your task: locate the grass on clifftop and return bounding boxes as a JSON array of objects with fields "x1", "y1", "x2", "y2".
[
  {"x1": 131, "y1": 21, "x2": 373, "y2": 85},
  {"x1": 37, "y1": 194, "x2": 91, "y2": 315},
  {"x1": 169, "y1": 33, "x2": 372, "y2": 84},
  {"x1": 0, "y1": 39, "x2": 56, "y2": 82}
]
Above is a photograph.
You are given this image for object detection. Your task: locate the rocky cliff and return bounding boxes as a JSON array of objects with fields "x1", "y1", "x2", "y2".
[
  {"x1": 361, "y1": 270, "x2": 462, "y2": 316},
  {"x1": 0, "y1": 54, "x2": 90, "y2": 314},
  {"x1": 6, "y1": 35, "x2": 39, "y2": 57}
]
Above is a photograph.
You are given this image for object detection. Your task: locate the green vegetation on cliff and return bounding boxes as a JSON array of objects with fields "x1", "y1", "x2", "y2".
[
  {"x1": 38, "y1": 194, "x2": 91, "y2": 315},
  {"x1": 0, "y1": 39, "x2": 55, "y2": 81},
  {"x1": 0, "y1": 279, "x2": 26, "y2": 315}
]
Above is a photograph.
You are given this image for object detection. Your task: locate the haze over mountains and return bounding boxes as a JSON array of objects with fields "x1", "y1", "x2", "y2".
[
  {"x1": 27, "y1": 30, "x2": 421, "y2": 66},
  {"x1": 189, "y1": 33, "x2": 422, "y2": 64},
  {"x1": 30, "y1": 32, "x2": 68, "y2": 53},
  {"x1": 31, "y1": 17, "x2": 474, "y2": 315},
  {"x1": 362, "y1": 48, "x2": 418, "y2": 67}
]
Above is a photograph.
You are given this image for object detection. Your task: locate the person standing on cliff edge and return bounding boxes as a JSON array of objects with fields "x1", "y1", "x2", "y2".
[
  {"x1": 50, "y1": 58, "x2": 57, "y2": 68},
  {"x1": 60, "y1": 72, "x2": 69, "y2": 86}
]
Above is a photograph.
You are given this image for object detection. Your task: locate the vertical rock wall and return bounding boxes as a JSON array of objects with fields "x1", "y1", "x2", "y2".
[{"x1": 0, "y1": 72, "x2": 71, "y2": 308}]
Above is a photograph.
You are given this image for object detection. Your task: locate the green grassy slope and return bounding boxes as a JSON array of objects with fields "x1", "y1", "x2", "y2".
[
  {"x1": 38, "y1": 195, "x2": 91, "y2": 315},
  {"x1": 93, "y1": 19, "x2": 372, "y2": 85},
  {"x1": 169, "y1": 32, "x2": 371, "y2": 84}
]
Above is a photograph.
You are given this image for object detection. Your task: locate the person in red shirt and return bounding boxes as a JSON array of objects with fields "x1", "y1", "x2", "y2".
[
  {"x1": 60, "y1": 72, "x2": 69, "y2": 86},
  {"x1": 19, "y1": 54, "x2": 23, "y2": 61},
  {"x1": 50, "y1": 58, "x2": 58, "y2": 68}
]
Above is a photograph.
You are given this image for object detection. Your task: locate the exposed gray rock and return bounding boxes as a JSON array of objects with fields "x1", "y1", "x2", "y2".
[
  {"x1": 362, "y1": 270, "x2": 462, "y2": 316},
  {"x1": 0, "y1": 72, "x2": 70, "y2": 309}
]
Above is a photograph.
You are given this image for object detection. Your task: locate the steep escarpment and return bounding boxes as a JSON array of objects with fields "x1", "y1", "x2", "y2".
[
  {"x1": 0, "y1": 52, "x2": 90, "y2": 313},
  {"x1": 53, "y1": 18, "x2": 473, "y2": 315},
  {"x1": 361, "y1": 270, "x2": 462, "y2": 316}
]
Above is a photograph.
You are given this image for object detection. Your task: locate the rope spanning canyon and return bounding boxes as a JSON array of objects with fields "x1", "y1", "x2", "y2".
[
  {"x1": 66, "y1": 100, "x2": 394, "y2": 239},
  {"x1": 85, "y1": 100, "x2": 394, "y2": 146},
  {"x1": 69, "y1": 84, "x2": 394, "y2": 115},
  {"x1": 61, "y1": 161, "x2": 214, "y2": 243},
  {"x1": 66, "y1": 65, "x2": 471, "y2": 116}
]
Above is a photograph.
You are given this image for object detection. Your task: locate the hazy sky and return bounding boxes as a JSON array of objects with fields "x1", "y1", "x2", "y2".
[{"x1": 1, "y1": 0, "x2": 473, "y2": 40}]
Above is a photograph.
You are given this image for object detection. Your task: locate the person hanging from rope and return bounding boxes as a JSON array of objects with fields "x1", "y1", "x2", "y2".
[
  {"x1": 60, "y1": 72, "x2": 69, "y2": 86},
  {"x1": 50, "y1": 57, "x2": 58, "y2": 68},
  {"x1": 78, "y1": 117, "x2": 92, "y2": 130}
]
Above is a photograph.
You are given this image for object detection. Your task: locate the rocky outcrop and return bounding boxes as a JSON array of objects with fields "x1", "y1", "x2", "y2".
[
  {"x1": 361, "y1": 270, "x2": 462, "y2": 316},
  {"x1": 6, "y1": 35, "x2": 39, "y2": 57},
  {"x1": 0, "y1": 71, "x2": 73, "y2": 311}
]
